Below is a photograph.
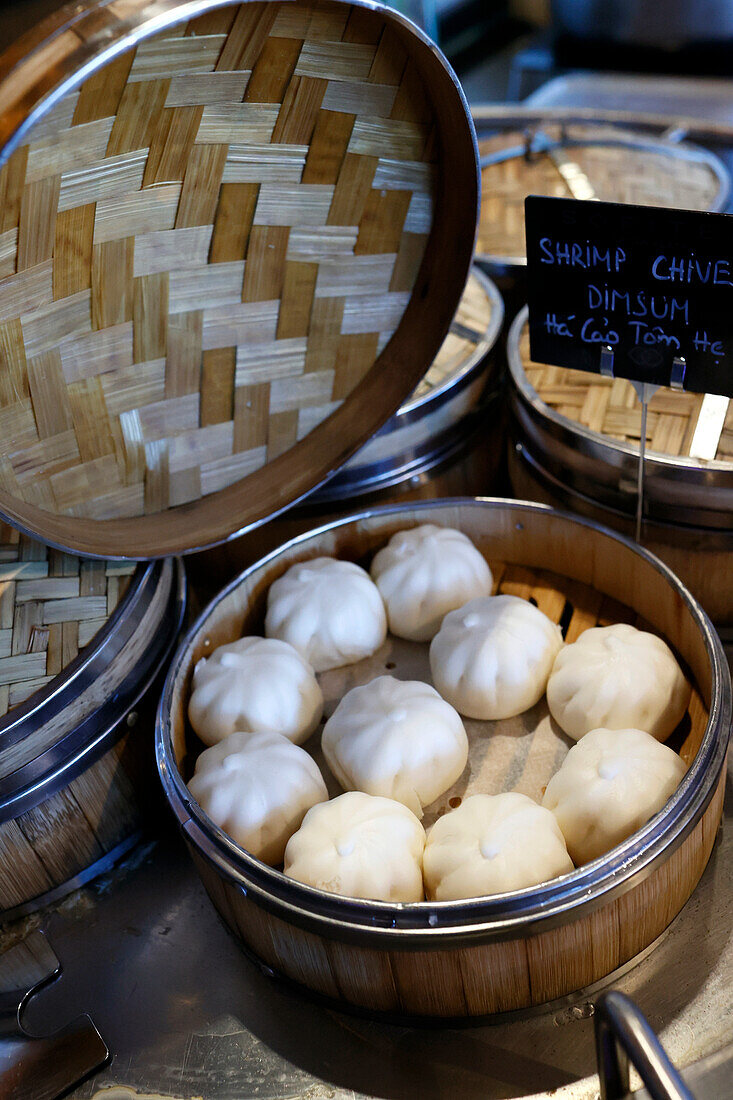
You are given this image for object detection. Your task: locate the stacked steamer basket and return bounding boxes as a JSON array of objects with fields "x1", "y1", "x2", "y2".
[
  {"x1": 0, "y1": 0, "x2": 477, "y2": 915},
  {"x1": 0, "y1": 530, "x2": 184, "y2": 918},
  {"x1": 507, "y1": 308, "x2": 733, "y2": 634},
  {"x1": 472, "y1": 119, "x2": 729, "y2": 307},
  {"x1": 158, "y1": 499, "x2": 731, "y2": 1019}
]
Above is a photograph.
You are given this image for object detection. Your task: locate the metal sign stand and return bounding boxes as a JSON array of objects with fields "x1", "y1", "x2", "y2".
[
  {"x1": 601, "y1": 348, "x2": 687, "y2": 545},
  {"x1": 630, "y1": 381, "x2": 658, "y2": 545}
]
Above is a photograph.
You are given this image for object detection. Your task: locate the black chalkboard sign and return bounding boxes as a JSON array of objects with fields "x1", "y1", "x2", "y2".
[{"x1": 525, "y1": 196, "x2": 733, "y2": 398}]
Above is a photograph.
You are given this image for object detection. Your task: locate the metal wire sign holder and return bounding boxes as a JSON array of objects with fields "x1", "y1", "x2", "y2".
[
  {"x1": 599, "y1": 346, "x2": 689, "y2": 544},
  {"x1": 524, "y1": 194, "x2": 733, "y2": 550}
]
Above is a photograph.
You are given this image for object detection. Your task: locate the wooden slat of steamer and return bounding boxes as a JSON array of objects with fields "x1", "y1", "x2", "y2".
[
  {"x1": 0, "y1": 820, "x2": 56, "y2": 909},
  {"x1": 458, "y1": 937, "x2": 532, "y2": 1015},
  {"x1": 390, "y1": 948, "x2": 468, "y2": 1017},
  {"x1": 14, "y1": 783, "x2": 105, "y2": 885},
  {"x1": 66, "y1": 736, "x2": 143, "y2": 853},
  {"x1": 324, "y1": 940, "x2": 401, "y2": 1012}
]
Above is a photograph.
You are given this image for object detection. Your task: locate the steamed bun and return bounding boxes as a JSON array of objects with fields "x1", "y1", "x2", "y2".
[
  {"x1": 429, "y1": 595, "x2": 563, "y2": 719},
  {"x1": 284, "y1": 792, "x2": 425, "y2": 901},
  {"x1": 423, "y1": 793, "x2": 573, "y2": 900},
  {"x1": 370, "y1": 524, "x2": 493, "y2": 641},
  {"x1": 188, "y1": 730, "x2": 328, "y2": 865},
  {"x1": 188, "y1": 637, "x2": 323, "y2": 746},
  {"x1": 547, "y1": 624, "x2": 690, "y2": 742},
  {"x1": 321, "y1": 675, "x2": 468, "y2": 817},
  {"x1": 542, "y1": 727, "x2": 687, "y2": 864},
  {"x1": 265, "y1": 557, "x2": 387, "y2": 672}
]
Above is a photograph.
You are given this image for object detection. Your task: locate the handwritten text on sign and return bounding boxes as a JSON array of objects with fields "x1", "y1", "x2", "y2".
[{"x1": 525, "y1": 196, "x2": 733, "y2": 397}]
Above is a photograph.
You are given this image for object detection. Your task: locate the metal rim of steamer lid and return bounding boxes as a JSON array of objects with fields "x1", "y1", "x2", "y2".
[
  {"x1": 472, "y1": 121, "x2": 731, "y2": 272},
  {"x1": 155, "y1": 497, "x2": 731, "y2": 948},
  {"x1": 507, "y1": 305, "x2": 733, "y2": 532},
  {"x1": 0, "y1": 556, "x2": 186, "y2": 823},
  {"x1": 0, "y1": 0, "x2": 479, "y2": 561},
  {"x1": 308, "y1": 266, "x2": 505, "y2": 502}
]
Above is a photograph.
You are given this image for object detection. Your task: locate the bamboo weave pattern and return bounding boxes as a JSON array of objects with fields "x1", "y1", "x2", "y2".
[
  {"x1": 520, "y1": 324, "x2": 733, "y2": 460},
  {"x1": 478, "y1": 125, "x2": 720, "y2": 260},
  {"x1": 412, "y1": 271, "x2": 493, "y2": 400},
  {"x1": 0, "y1": 1, "x2": 435, "y2": 520},
  {"x1": 0, "y1": 522, "x2": 136, "y2": 716}
]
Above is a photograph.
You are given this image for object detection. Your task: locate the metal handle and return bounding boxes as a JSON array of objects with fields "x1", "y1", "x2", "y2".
[
  {"x1": 595, "y1": 991, "x2": 695, "y2": 1100},
  {"x1": 0, "y1": 931, "x2": 109, "y2": 1100}
]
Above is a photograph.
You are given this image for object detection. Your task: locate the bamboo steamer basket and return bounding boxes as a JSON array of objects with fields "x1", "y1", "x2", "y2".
[
  {"x1": 0, "y1": 0, "x2": 478, "y2": 559},
  {"x1": 507, "y1": 306, "x2": 733, "y2": 631},
  {"x1": 186, "y1": 265, "x2": 507, "y2": 588},
  {"x1": 474, "y1": 121, "x2": 729, "y2": 283},
  {"x1": 0, "y1": 531, "x2": 185, "y2": 919},
  {"x1": 156, "y1": 498, "x2": 731, "y2": 1020}
]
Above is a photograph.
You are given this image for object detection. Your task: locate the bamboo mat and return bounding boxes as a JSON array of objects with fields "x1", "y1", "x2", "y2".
[
  {"x1": 519, "y1": 323, "x2": 733, "y2": 461},
  {"x1": 0, "y1": 2, "x2": 436, "y2": 520},
  {"x1": 0, "y1": 522, "x2": 135, "y2": 717}
]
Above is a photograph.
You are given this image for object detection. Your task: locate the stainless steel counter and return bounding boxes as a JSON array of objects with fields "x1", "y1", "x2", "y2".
[{"x1": 1, "y1": 750, "x2": 730, "y2": 1100}]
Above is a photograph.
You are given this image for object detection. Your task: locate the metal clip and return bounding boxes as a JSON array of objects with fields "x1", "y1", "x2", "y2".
[
  {"x1": 522, "y1": 127, "x2": 534, "y2": 162},
  {"x1": 0, "y1": 931, "x2": 109, "y2": 1099},
  {"x1": 600, "y1": 345, "x2": 615, "y2": 379},
  {"x1": 670, "y1": 356, "x2": 687, "y2": 391}
]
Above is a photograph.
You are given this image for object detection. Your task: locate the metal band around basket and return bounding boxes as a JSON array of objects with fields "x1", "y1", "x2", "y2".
[
  {"x1": 156, "y1": 498, "x2": 731, "y2": 948},
  {"x1": 507, "y1": 307, "x2": 733, "y2": 530},
  {"x1": 0, "y1": 558, "x2": 186, "y2": 822}
]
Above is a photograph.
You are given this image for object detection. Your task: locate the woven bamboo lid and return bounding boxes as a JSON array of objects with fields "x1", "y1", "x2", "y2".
[
  {"x1": 477, "y1": 124, "x2": 727, "y2": 265},
  {"x1": 0, "y1": 0, "x2": 477, "y2": 558}
]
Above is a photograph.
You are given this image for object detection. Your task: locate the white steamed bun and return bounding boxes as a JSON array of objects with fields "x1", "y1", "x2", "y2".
[
  {"x1": 370, "y1": 524, "x2": 493, "y2": 641},
  {"x1": 188, "y1": 636, "x2": 323, "y2": 746},
  {"x1": 321, "y1": 675, "x2": 468, "y2": 817},
  {"x1": 265, "y1": 557, "x2": 387, "y2": 672},
  {"x1": 188, "y1": 730, "x2": 328, "y2": 865},
  {"x1": 542, "y1": 727, "x2": 687, "y2": 864},
  {"x1": 429, "y1": 595, "x2": 563, "y2": 720},
  {"x1": 547, "y1": 624, "x2": 690, "y2": 742},
  {"x1": 284, "y1": 791, "x2": 425, "y2": 901},
  {"x1": 423, "y1": 792, "x2": 573, "y2": 900}
]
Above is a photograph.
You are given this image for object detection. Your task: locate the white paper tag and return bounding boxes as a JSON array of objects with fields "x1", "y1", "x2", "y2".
[{"x1": 689, "y1": 393, "x2": 729, "y2": 461}]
